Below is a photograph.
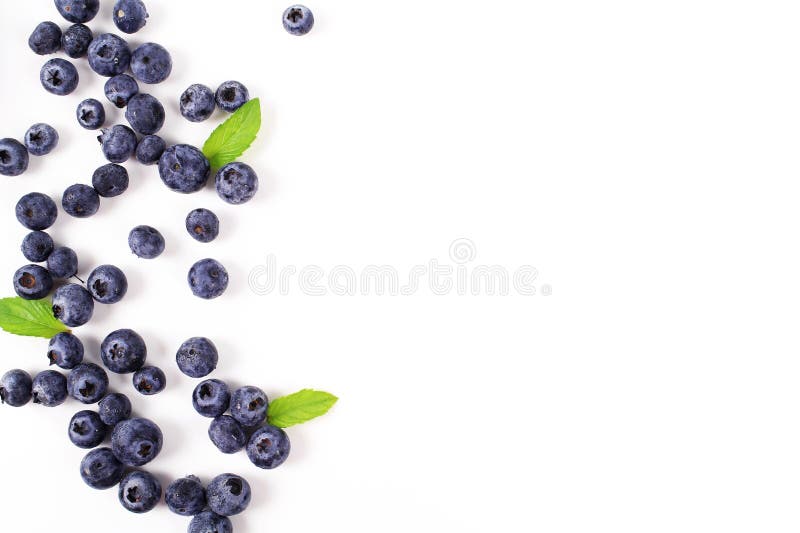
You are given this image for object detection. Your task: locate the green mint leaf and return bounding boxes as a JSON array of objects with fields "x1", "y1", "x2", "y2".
[
  {"x1": 202, "y1": 98, "x2": 262, "y2": 168},
  {"x1": 268, "y1": 389, "x2": 338, "y2": 428},
  {"x1": 0, "y1": 297, "x2": 69, "y2": 338}
]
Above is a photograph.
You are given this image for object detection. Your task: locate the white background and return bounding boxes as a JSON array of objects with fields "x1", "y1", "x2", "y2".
[{"x1": 1, "y1": 1, "x2": 799, "y2": 532}]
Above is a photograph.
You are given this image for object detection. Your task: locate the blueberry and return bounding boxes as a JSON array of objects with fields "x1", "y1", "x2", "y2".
[
  {"x1": 206, "y1": 474, "x2": 251, "y2": 517},
  {"x1": 104, "y1": 74, "x2": 139, "y2": 108},
  {"x1": 215, "y1": 162, "x2": 259, "y2": 205},
  {"x1": 0, "y1": 370, "x2": 33, "y2": 407},
  {"x1": 189, "y1": 511, "x2": 233, "y2": 533},
  {"x1": 133, "y1": 366, "x2": 166, "y2": 396},
  {"x1": 209, "y1": 415, "x2": 247, "y2": 454},
  {"x1": 192, "y1": 379, "x2": 230, "y2": 418},
  {"x1": 16, "y1": 192, "x2": 57, "y2": 230},
  {"x1": 128, "y1": 225, "x2": 165, "y2": 259},
  {"x1": 55, "y1": 0, "x2": 100, "y2": 23},
  {"x1": 88, "y1": 265, "x2": 128, "y2": 304},
  {"x1": 165, "y1": 475, "x2": 206, "y2": 516},
  {"x1": 80, "y1": 448, "x2": 125, "y2": 490},
  {"x1": 76, "y1": 98, "x2": 106, "y2": 130},
  {"x1": 98, "y1": 393, "x2": 132, "y2": 426},
  {"x1": 48, "y1": 332, "x2": 84, "y2": 369},
  {"x1": 0, "y1": 138, "x2": 29, "y2": 176},
  {"x1": 125, "y1": 93, "x2": 165, "y2": 135},
  {"x1": 21, "y1": 231, "x2": 54, "y2": 262},
  {"x1": 13, "y1": 264, "x2": 54, "y2": 300},
  {"x1": 188, "y1": 259, "x2": 229, "y2": 299},
  {"x1": 185, "y1": 208, "x2": 220, "y2": 243},
  {"x1": 29, "y1": 22, "x2": 62, "y2": 55},
  {"x1": 98, "y1": 125, "x2": 137, "y2": 163},
  {"x1": 101, "y1": 329, "x2": 147, "y2": 374},
  {"x1": 40, "y1": 58, "x2": 79, "y2": 95},
  {"x1": 180, "y1": 84, "x2": 215, "y2": 122},
  {"x1": 119, "y1": 471, "x2": 162, "y2": 513},
  {"x1": 283, "y1": 5, "x2": 315, "y2": 36},
  {"x1": 69, "y1": 410, "x2": 108, "y2": 448},
  {"x1": 131, "y1": 42, "x2": 172, "y2": 84},
  {"x1": 92, "y1": 164, "x2": 129, "y2": 197},
  {"x1": 176, "y1": 337, "x2": 218, "y2": 378},
  {"x1": 31, "y1": 369, "x2": 67, "y2": 407},
  {"x1": 62, "y1": 184, "x2": 100, "y2": 218},
  {"x1": 68, "y1": 363, "x2": 108, "y2": 404},
  {"x1": 158, "y1": 144, "x2": 211, "y2": 193},
  {"x1": 113, "y1": 0, "x2": 149, "y2": 34},
  {"x1": 52, "y1": 284, "x2": 94, "y2": 327},
  {"x1": 136, "y1": 135, "x2": 165, "y2": 165},
  {"x1": 247, "y1": 424, "x2": 291, "y2": 469},
  {"x1": 111, "y1": 417, "x2": 163, "y2": 466},
  {"x1": 47, "y1": 246, "x2": 78, "y2": 278},
  {"x1": 62, "y1": 23, "x2": 92, "y2": 58},
  {"x1": 24, "y1": 123, "x2": 59, "y2": 156},
  {"x1": 215, "y1": 81, "x2": 249, "y2": 113},
  {"x1": 230, "y1": 386, "x2": 269, "y2": 427},
  {"x1": 87, "y1": 33, "x2": 131, "y2": 77}
]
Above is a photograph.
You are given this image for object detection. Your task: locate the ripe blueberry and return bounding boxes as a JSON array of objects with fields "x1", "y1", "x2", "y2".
[
  {"x1": 176, "y1": 337, "x2": 218, "y2": 378},
  {"x1": 98, "y1": 124, "x2": 137, "y2": 163},
  {"x1": 206, "y1": 473, "x2": 251, "y2": 517},
  {"x1": 55, "y1": 0, "x2": 100, "y2": 24},
  {"x1": 16, "y1": 192, "x2": 57, "y2": 230},
  {"x1": 189, "y1": 511, "x2": 233, "y2": 533},
  {"x1": 165, "y1": 475, "x2": 207, "y2": 516},
  {"x1": 215, "y1": 81, "x2": 249, "y2": 113},
  {"x1": 113, "y1": 0, "x2": 149, "y2": 34},
  {"x1": 48, "y1": 332, "x2": 84, "y2": 369},
  {"x1": 77, "y1": 99, "x2": 106, "y2": 130},
  {"x1": 136, "y1": 135, "x2": 166, "y2": 165},
  {"x1": 0, "y1": 138, "x2": 29, "y2": 177},
  {"x1": 128, "y1": 225, "x2": 165, "y2": 259},
  {"x1": 0, "y1": 370, "x2": 33, "y2": 407},
  {"x1": 104, "y1": 74, "x2": 139, "y2": 108},
  {"x1": 13, "y1": 264, "x2": 54, "y2": 300},
  {"x1": 185, "y1": 208, "x2": 220, "y2": 243},
  {"x1": 247, "y1": 424, "x2": 291, "y2": 469},
  {"x1": 62, "y1": 184, "x2": 100, "y2": 218},
  {"x1": 101, "y1": 329, "x2": 147, "y2": 374},
  {"x1": 32, "y1": 369, "x2": 67, "y2": 407},
  {"x1": 230, "y1": 386, "x2": 269, "y2": 427},
  {"x1": 209, "y1": 415, "x2": 247, "y2": 454},
  {"x1": 68, "y1": 363, "x2": 109, "y2": 404},
  {"x1": 24, "y1": 123, "x2": 59, "y2": 156},
  {"x1": 192, "y1": 379, "x2": 231, "y2": 418},
  {"x1": 98, "y1": 393, "x2": 132, "y2": 426},
  {"x1": 52, "y1": 283, "x2": 94, "y2": 327},
  {"x1": 62, "y1": 23, "x2": 93, "y2": 58},
  {"x1": 40, "y1": 58, "x2": 79, "y2": 95},
  {"x1": 133, "y1": 366, "x2": 166, "y2": 395},
  {"x1": 111, "y1": 417, "x2": 163, "y2": 467},
  {"x1": 69, "y1": 410, "x2": 108, "y2": 448},
  {"x1": 92, "y1": 164, "x2": 129, "y2": 197},
  {"x1": 80, "y1": 448, "x2": 125, "y2": 489},
  {"x1": 21, "y1": 231, "x2": 54, "y2": 262},
  {"x1": 131, "y1": 42, "x2": 172, "y2": 84},
  {"x1": 29, "y1": 22, "x2": 62, "y2": 55},
  {"x1": 47, "y1": 246, "x2": 78, "y2": 278},
  {"x1": 87, "y1": 33, "x2": 131, "y2": 77},
  {"x1": 125, "y1": 93, "x2": 165, "y2": 135},
  {"x1": 188, "y1": 258, "x2": 229, "y2": 299},
  {"x1": 215, "y1": 162, "x2": 259, "y2": 205},
  {"x1": 180, "y1": 84, "x2": 215, "y2": 122},
  {"x1": 283, "y1": 5, "x2": 315, "y2": 36},
  {"x1": 158, "y1": 144, "x2": 210, "y2": 193},
  {"x1": 88, "y1": 264, "x2": 128, "y2": 304},
  {"x1": 119, "y1": 470, "x2": 162, "y2": 513}
]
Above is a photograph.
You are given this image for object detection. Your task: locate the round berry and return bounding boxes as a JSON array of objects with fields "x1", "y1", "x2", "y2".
[
  {"x1": 192, "y1": 379, "x2": 231, "y2": 418},
  {"x1": 185, "y1": 208, "x2": 220, "y2": 243},
  {"x1": 24, "y1": 123, "x2": 59, "y2": 156},
  {"x1": 247, "y1": 424, "x2": 291, "y2": 469},
  {"x1": 0, "y1": 138, "x2": 29, "y2": 177},
  {"x1": 180, "y1": 84, "x2": 215, "y2": 122},
  {"x1": 29, "y1": 21, "x2": 63, "y2": 55},
  {"x1": 13, "y1": 264, "x2": 54, "y2": 300},
  {"x1": 62, "y1": 184, "x2": 100, "y2": 218},
  {"x1": 215, "y1": 81, "x2": 249, "y2": 113},
  {"x1": 21, "y1": 231, "x2": 54, "y2": 262},
  {"x1": 104, "y1": 74, "x2": 139, "y2": 108},
  {"x1": 69, "y1": 410, "x2": 108, "y2": 448},
  {"x1": 67, "y1": 363, "x2": 109, "y2": 404},
  {"x1": 206, "y1": 474, "x2": 251, "y2": 517},
  {"x1": 98, "y1": 393, "x2": 132, "y2": 426},
  {"x1": 40, "y1": 58, "x2": 79, "y2": 95},
  {"x1": 177, "y1": 337, "x2": 219, "y2": 378},
  {"x1": 132, "y1": 366, "x2": 166, "y2": 395},
  {"x1": 0, "y1": 370, "x2": 33, "y2": 407},
  {"x1": 128, "y1": 225, "x2": 165, "y2": 259},
  {"x1": 88, "y1": 265, "x2": 128, "y2": 304},
  {"x1": 32, "y1": 370, "x2": 67, "y2": 407},
  {"x1": 52, "y1": 283, "x2": 94, "y2": 327},
  {"x1": 283, "y1": 5, "x2": 315, "y2": 36},
  {"x1": 62, "y1": 23, "x2": 93, "y2": 58},
  {"x1": 215, "y1": 162, "x2": 259, "y2": 205},
  {"x1": 47, "y1": 332, "x2": 84, "y2": 369},
  {"x1": 119, "y1": 471, "x2": 162, "y2": 513},
  {"x1": 92, "y1": 164, "x2": 129, "y2": 198},
  {"x1": 188, "y1": 259, "x2": 229, "y2": 299},
  {"x1": 80, "y1": 448, "x2": 125, "y2": 490},
  {"x1": 47, "y1": 246, "x2": 78, "y2": 278}
]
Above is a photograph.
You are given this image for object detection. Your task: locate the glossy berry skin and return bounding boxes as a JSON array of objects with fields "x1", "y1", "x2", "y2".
[
  {"x1": 62, "y1": 23, "x2": 92, "y2": 58},
  {"x1": 29, "y1": 22, "x2": 62, "y2": 55},
  {"x1": 188, "y1": 259, "x2": 229, "y2": 299},
  {"x1": 111, "y1": 418, "x2": 163, "y2": 467},
  {"x1": 230, "y1": 386, "x2": 269, "y2": 427},
  {"x1": 128, "y1": 225, "x2": 165, "y2": 259},
  {"x1": 0, "y1": 138, "x2": 29, "y2": 176},
  {"x1": 209, "y1": 416, "x2": 247, "y2": 454},
  {"x1": 0, "y1": 370, "x2": 33, "y2": 407},
  {"x1": 133, "y1": 366, "x2": 166, "y2": 395},
  {"x1": 62, "y1": 184, "x2": 100, "y2": 218},
  {"x1": 77, "y1": 99, "x2": 106, "y2": 130},
  {"x1": 165, "y1": 475, "x2": 206, "y2": 516},
  {"x1": 52, "y1": 283, "x2": 94, "y2": 327},
  {"x1": 40, "y1": 58, "x2": 79, "y2": 95},
  {"x1": 207, "y1": 473, "x2": 251, "y2": 517},
  {"x1": 24, "y1": 123, "x2": 59, "y2": 156},
  {"x1": 104, "y1": 74, "x2": 139, "y2": 108},
  {"x1": 68, "y1": 363, "x2": 109, "y2": 404},
  {"x1": 80, "y1": 448, "x2": 125, "y2": 489},
  {"x1": 88, "y1": 265, "x2": 128, "y2": 304},
  {"x1": 215, "y1": 81, "x2": 249, "y2": 113},
  {"x1": 180, "y1": 84, "x2": 215, "y2": 122},
  {"x1": 47, "y1": 246, "x2": 78, "y2": 278},
  {"x1": 247, "y1": 424, "x2": 291, "y2": 469},
  {"x1": 185, "y1": 208, "x2": 219, "y2": 243},
  {"x1": 92, "y1": 164, "x2": 128, "y2": 198},
  {"x1": 55, "y1": 0, "x2": 100, "y2": 23},
  {"x1": 192, "y1": 379, "x2": 231, "y2": 418},
  {"x1": 87, "y1": 33, "x2": 131, "y2": 77},
  {"x1": 48, "y1": 332, "x2": 84, "y2": 369},
  {"x1": 101, "y1": 329, "x2": 147, "y2": 374},
  {"x1": 131, "y1": 43, "x2": 172, "y2": 84},
  {"x1": 176, "y1": 337, "x2": 218, "y2": 378},
  {"x1": 21, "y1": 231, "x2": 54, "y2": 262},
  {"x1": 98, "y1": 393, "x2": 131, "y2": 426},
  {"x1": 16, "y1": 193, "x2": 57, "y2": 230},
  {"x1": 283, "y1": 5, "x2": 315, "y2": 36},
  {"x1": 158, "y1": 144, "x2": 210, "y2": 193},
  {"x1": 216, "y1": 162, "x2": 259, "y2": 205},
  {"x1": 99, "y1": 125, "x2": 137, "y2": 163},
  {"x1": 136, "y1": 135, "x2": 165, "y2": 165},
  {"x1": 69, "y1": 410, "x2": 108, "y2": 448},
  {"x1": 125, "y1": 93, "x2": 165, "y2": 135},
  {"x1": 31, "y1": 370, "x2": 67, "y2": 407},
  {"x1": 113, "y1": 0, "x2": 149, "y2": 34},
  {"x1": 189, "y1": 511, "x2": 233, "y2": 533},
  {"x1": 13, "y1": 265, "x2": 54, "y2": 300},
  {"x1": 119, "y1": 471, "x2": 162, "y2": 513}
]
